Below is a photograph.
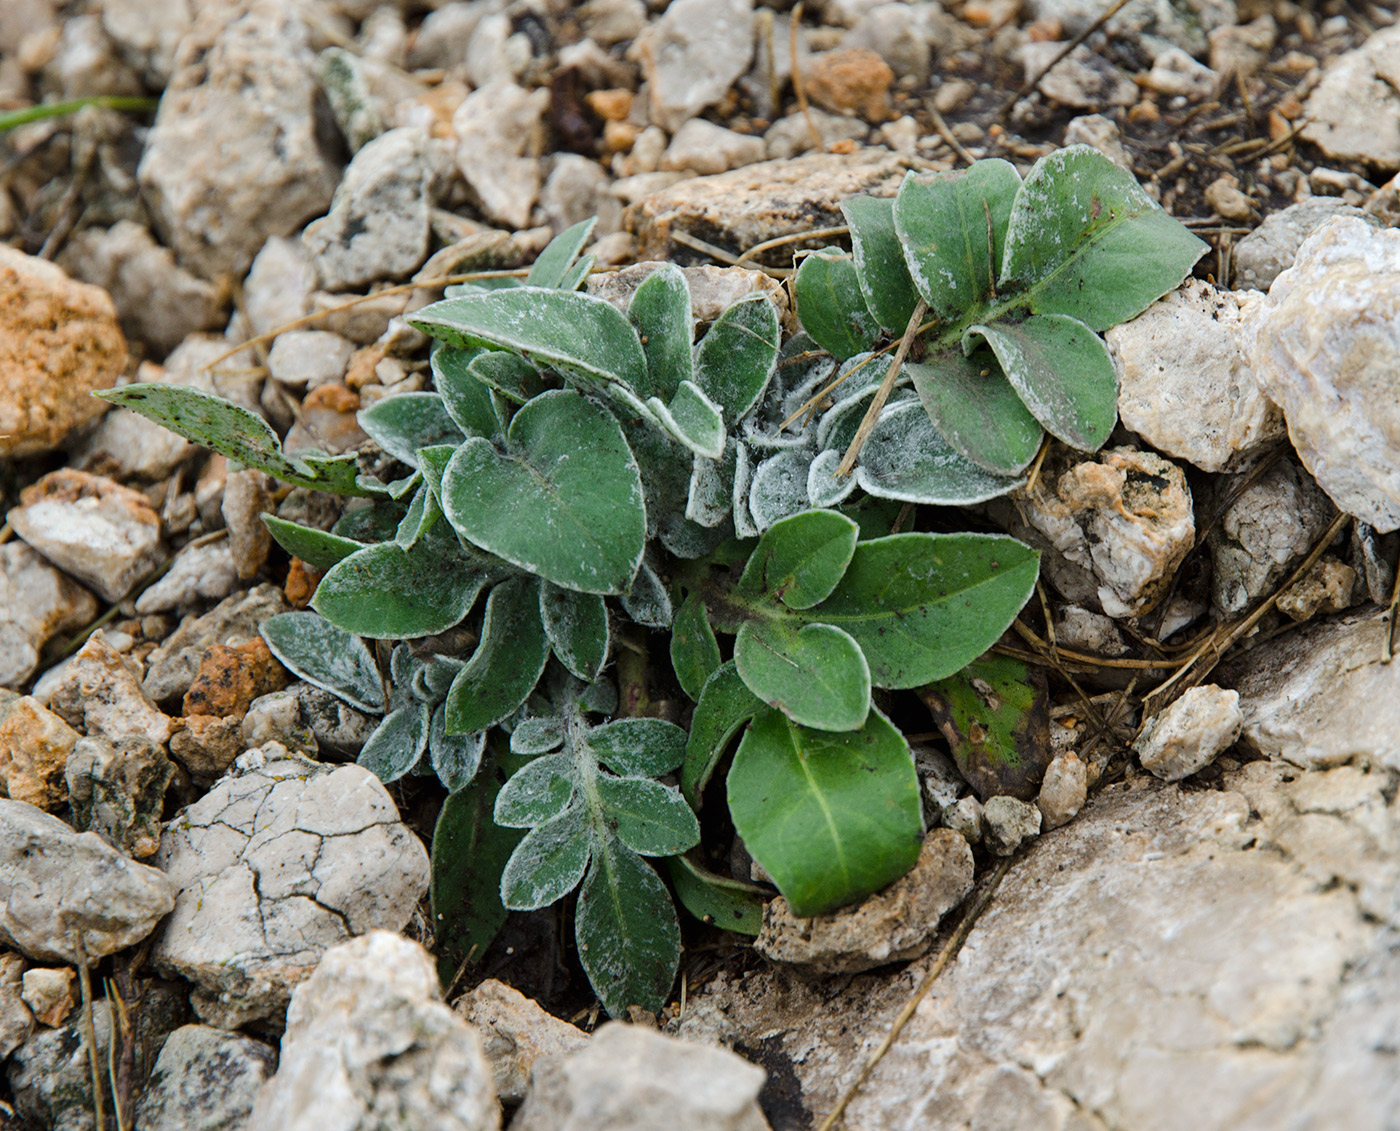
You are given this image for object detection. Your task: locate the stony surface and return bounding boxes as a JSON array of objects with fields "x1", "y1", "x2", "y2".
[
  {"x1": 1232, "y1": 198, "x2": 1375, "y2": 292},
  {"x1": 454, "y1": 978, "x2": 590, "y2": 1105},
  {"x1": 0, "y1": 247, "x2": 122, "y2": 458},
  {"x1": 0, "y1": 543, "x2": 98, "y2": 689},
  {"x1": 49, "y1": 631, "x2": 174, "y2": 747},
  {"x1": 453, "y1": 80, "x2": 548, "y2": 231},
  {"x1": 135, "y1": 1024, "x2": 277, "y2": 1131},
  {"x1": 1301, "y1": 24, "x2": 1400, "y2": 169},
  {"x1": 135, "y1": 539, "x2": 240, "y2": 615},
  {"x1": 1276, "y1": 555, "x2": 1357, "y2": 623},
  {"x1": 1245, "y1": 217, "x2": 1400, "y2": 532},
  {"x1": 756, "y1": 830, "x2": 974, "y2": 974},
  {"x1": 0, "y1": 692, "x2": 78, "y2": 811},
  {"x1": 8, "y1": 1000, "x2": 116, "y2": 1131},
  {"x1": 8, "y1": 469, "x2": 164, "y2": 604},
  {"x1": 20, "y1": 967, "x2": 74, "y2": 1027},
  {"x1": 1109, "y1": 280, "x2": 1283, "y2": 473},
  {"x1": 0, "y1": 953, "x2": 33, "y2": 1058},
  {"x1": 511, "y1": 1021, "x2": 769, "y2": 1131},
  {"x1": 152, "y1": 744, "x2": 429, "y2": 1024},
  {"x1": 222, "y1": 470, "x2": 277, "y2": 581},
  {"x1": 66, "y1": 734, "x2": 174, "y2": 859},
  {"x1": 631, "y1": 0, "x2": 755, "y2": 131},
  {"x1": 0, "y1": 798, "x2": 176, "y2": 964},
  {"x1": 73, "y1": 366, "x2": 198, "y2": 484},
  {"x1": 1037, "y1": 753, "x2": 1087, "y2": 831},
  {"x1": 1135, "y1": 685, "x2": 1243, "y2": 782},
  {"x1": 1017, "y1": 43, "x2": 1136, "y2": 109},
  {"x1": 143, "y1": 584, "x2": 289, "y2": 705},
  {"x1": 266, "y1": 329, "x2": 357, "y2": 389},
  {"x1": 804, "y1": 48, "x2": 894, "y2": 121},
  {"x1": 248, "y1": 931, "x2": 499, "y2": 1131},
  {"x1": 588, "y1": 262, "x2": 788, "y2": 325},
  {"x1": 982, "y1": 794, "x2": 1042, "y2": 855},
  {"x1": 662, "y1": 119, "x2": 767, "y2": 176}
]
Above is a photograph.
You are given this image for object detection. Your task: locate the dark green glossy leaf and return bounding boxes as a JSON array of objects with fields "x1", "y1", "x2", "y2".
[
  {"x1": 312, "y1": 538, "x2": 486, "y2": 639},
  {"x1": 499, "y1": 802, "x2": 591, "y2": 911},
  {"x1": 444, "y1": 577, "x2": 551, "y2": 734},
  {"x1": 586, "y1": 718, "x2": 688, "y2": 777},
  {"x1": 261, "y1": 514, "x2": 363, "y2": 571},
  {"x1": 666, "y1": 854, "x2": 765, "y2": 936},
  {"x1": 260, "y1": 611, "x2": 385, "y2": 713},
  {"x1": 793, "y1": 247, "x2": 880, "y2": 361},
  {"x1": 682, "y1": 661, "x2": 763, "y2": 806},
  {"x1": 670, "y1": 592, "x2": 721, "y2": 701},
  {"x1": 907, "y1": 347, "x2": 1044, "y2": 475},
  {"x1": 627, "y1": 263, "x2": 693, "y2": 400},
  {"x1": 595, "y1": 776, "x2": 700, "y2": 857},
  {"x1": 358, "y1": 393, "x2": 465, "y2": 468},
  {"x1": 734, "y1": 619, "x2": 870, "y2": 732},
  {"x1": 358, "y1": 703, "x2": 430, "y2": 784},
  {"x1": 692, "y1": 294, "x2": 780, "y2": 422},
  {"x1": 737, "y1": 508, "x2": 858, "y2": 611},
  {"x1": 526, "y1": 217, "x2": 596, "y2": 288},
  {"x1": 842, "y1": 194, "x2": 920, "y2": 335},
  {"x1": 539, "y1": 582, "x2": 610, "y2": 682}
]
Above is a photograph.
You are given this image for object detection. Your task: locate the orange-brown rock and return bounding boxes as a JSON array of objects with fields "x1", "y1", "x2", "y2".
[
  {"x1": 0, "y1": 247, "x2": 125, "y2": 458},
  {"x1": 169, "y1": 713, "x2": 245, "y2": 782},
  {"x1": 183, "y1": 638, "x2": 290, "y2": 720},
  {"x1": 0, "y1": 692, "x2": 78, "y2": 811},
  {"x1": 804, "y1": 49, "x2": 894, "y2": 123},
  {"x1": 284, "y1": 559, "x2": 323, "y2": 609}
]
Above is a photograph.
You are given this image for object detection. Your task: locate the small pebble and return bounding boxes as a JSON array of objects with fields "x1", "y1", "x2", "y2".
[
  {"x1": 983, "y1": 796, "x2": 1042, "y2": 856},
  {"x1": 1134, "y1": 685, "x2": 1242, "y2": 782},
  {"x1": 1038, "y1": 753, "x2": 1088, "y2": 831}
]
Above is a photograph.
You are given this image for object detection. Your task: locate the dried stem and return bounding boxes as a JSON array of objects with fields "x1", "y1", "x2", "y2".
[{"x1": 836, "y1": 298, "x2": 929, "y2": 477}]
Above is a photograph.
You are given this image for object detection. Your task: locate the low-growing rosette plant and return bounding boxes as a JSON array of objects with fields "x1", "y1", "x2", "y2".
[{"x1": 98, "y1": 145, "x2": 1203, "y2": 1017}]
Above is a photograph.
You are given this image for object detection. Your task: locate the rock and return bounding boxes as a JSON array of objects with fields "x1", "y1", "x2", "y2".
[
  {"x1": 303, "y1": 127, "x2": 436, "y2": 292},
  {"x1": 151, "y1": 744, "x2": 430, "y2": 1024},
  {"x1": 248, "y1": 931, "x2": 499, "y2": 1131},
  {"x1": 510, "y1": 1021, "x2": 768, "y2": 1131},
  {"x1": 1233, "y1": 198, "x2": 1376, "y2": 292},
  {"x1": 317, "y1": 45, "x2": 421, "y2": 154},
  {"x1": 65, "y1": 735, "x2": 174, "y2": 859},
  {"x1": 8, "y1": 1000, "x2": 116, "y2": 1131},
  {"x1": 588, "y1": 262, "x2": 788, "y2": 325},
  {"x1": 464, "y1": 12, "x2": 530, "y2": 88},
  {"x1": 631, "y1": 0, "x2": 755, "y2": 131},
  {"x1": 1109, "y1": 280, "x2": 1283, "y2": 473},
  {"x1": 1062, "y1": 113, "x2": 1131, "y2": 170},
  {"x1": 0, "y1": 799, "x2": 176, "y2": 964},
  {"x1": 842, "y1": 3, "x2": 939, "y2": 84},
  {"x1": 266, "y1": 329, "x2": 356, "y2": 390},
  {"x1": 540, "y1": 155, "x2": 621, "y2": 237},
  {"x1": 143, "y1": 584, "x2": 289, "y2": 706},
  {"x1": 1227, "y1": 609, "x2": 1400, "y2": 773},
  {"x1": 0, "y1": 247, "x2": 122, "y2": 458},
  {"x1": 1017, "y1": 43, "x2": 1136, "y2": 109},
  {"x1": 241, "y1": 236, "x2": 314, "y2": 340},
  {"x1": 136, "y1": 1024, "x2": 277, "y2": 1131},
  {"x1": 453, "y1": 80, "x2": 548, "y2": 231},
  {"x1": 0, "y1": 953, "x2": 34, "y2": 1058},
  {"x1": 49, "y1": 631, "x2": 174, "y2": 747},
  {"x1": 137, "y1": 0, "x2": 342, "y2": 281},
  {"x1": 662, "y1": 120, "x2": 767, "y2": 176},
  {"x1": 804, "y1": 48, "x2": 894, "y2": 121},
  {"x1": 0, "y1": 694, "x2": 78, "y2": 811},
  {"x1": 1276, "y1": 556, "x2": 1357, "y2": 623},
  {"x1": 0, "y1": 544, "x2": 98, "y2": 689},
  {"x1": 1135, "y1": 685, "x2": 1242, "y2": 782},
  {"x1": 756, "y1": 830, "x2": 974, "y2": 973},
  {"x1": 1144, "y1": 46, "x2": 1218, "y2": 99},
  {"x1": 942, "y1": 795, "x2": 984, "y2": 844},
  {"x1": 20, "y1": 967, "x2": 74, "y2": 1027},
  {"x1": 1245, "y1": 217, "x2": 1400, "y2": 531},
  {"x1": 1006, "y1": 447, "x2": 1195, "y2": 619},
  {"x1": 1054, "y1": 603, "x2": 1127, "y2": 655},
  {"x1": 58, "y1": 221, "x2": 225, "y2": 356},
  {"x1": 1037, "y1": 752, "x2": 1087, "y2": 830},
  {"x1": 1301, "y1": 25, "x2": 1400, "y2": 169},
  {"x1": 238, "y1": 687, "x2": 318, "y2": 758},
  {"x1": 100, "y1": 0, "x2": 194, "y2": 85},
  {"x1": 581, "y1": 0, "x2": 646, "y2": 47},
  {"x1": 169, "y1": 715, "x2": 245, "y2": 785},
  {"x1": 74, "y1": 369, "x2": 198, "y2": 485},
  {"x1": 1209, "y1": 14, "x2": 1277, "y2": 80},
  {"x1": 221, "y1": 470, "x2": 277, "y2": 581},
  {"x1": 407, "y1": 3, "x2": 488, "y2": 71},
  {"x1": 1208, "y1": 459, "x2": 1336, "y2": 616},
  {"x1": 1204, "y1": 173, "x2": 1252, "y2": 221},
  {"x1": 263, "y1": 683, "x2": 377, "y2": 758},
  {"x1": 454, "y1": 979, "x2": 590, "y2": 1104},
  {"x1": 135, "y1": 539, "x2": 240, "y2": 615},
  {"x1": 182, "y1": 638, "x2": 289, "y2": 721},
  {"x1": 629, "y1": 149, "x2": 911, "y2": 267},
  {"x1": 983, "y1": 795, "x2": 1042, "y2": 855},
  {"x1": 1026, "y1": 0, "x2": 1234, "y2": 57},
  {"x1": 8, "y1": 470, "x2": 163, "y2": 604}
]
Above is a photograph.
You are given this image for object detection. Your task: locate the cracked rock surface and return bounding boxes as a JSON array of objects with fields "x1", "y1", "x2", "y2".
[{"x1": 151, "y1": 743, "x2": 429, "y2": 1025}]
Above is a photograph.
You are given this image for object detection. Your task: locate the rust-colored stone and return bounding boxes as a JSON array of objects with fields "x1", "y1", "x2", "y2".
[
  {"x1": 284, "y1": 558, "x2": 323, "y2": 609},
  {"x1": 804, "y1": 49, "x2": 894, "y2": 123},
  {"x1": 183, "y1": 638, "x2": 290, "y2": 720}
]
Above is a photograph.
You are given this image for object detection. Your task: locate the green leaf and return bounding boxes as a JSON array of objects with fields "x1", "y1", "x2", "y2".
[
  {"x1": 811, "y1": 532, "x2": 1040, "y2": 688},
  {"x1": 856, "y1": 398, "x2": 1024, "y2": 505},
  {"x1": 431, "y1": 743, "x2": 526, "y2": 982},
  {"x1": 260, "y1": 611, "x2": 385, "y2": 713},
  {"x1": 560, "y1": 255, "x2": 595, "y2": 292},
  {"x1": 261, "y1": 515, "x2": 364, "y2": 571},
  {"x1": 415, "y1": 445, "x2": 456, "y2": 509},
  {"x1": 894, "y1": 160, "x2": 1022, "y2": 323},
  {"x1": 747, "y1": 447, "x2": 816, "y2": 532},
  {"x1": 500, "y1": 802, "x2": 592, "y2": 911},
  {"x1": 409, "y1": 288, "x2": 649, "y2": 393},
  {"x1": 539, "y1": 582, "x2": 610, "y2": 682},
  {"x1": 358, "y1": 703, "x2": 430, "y2": 784},
  {"x1": 734, "y1": 620, "x2": 871, "y2": 732},
  {"x1": 627, "y1": 263, "x2": 693, "y2": 400},
  {"x1": 394, "y1": 483, "x2": 440, "y2": 548},
  {"x1": 575, "y1": 836, "x2": 680, "y2": 1017},
  {"x1": 526, "y1": 218, "x2": 596, "y2": 288},
  {"x1": 595, "y1": 776, "x2": 700, "y2": 857},
  {"x1": 670, "y1": 593, "x2": 721, "y2": 701},
  {"x1": 586, "y1": 718, "x2": 688, "y2": 777},
  {"x1": 920, "y1": 655, "x2": 1053, "y2": 802},
  {"x1": 907, "y1": 348, "x2": 1043, "y2": 475},
  {"x1": 999, "y1": 145, "x2": 1208, "y2": 331},
  {"x1": 468, "y1": 350, "x2": 544, "y2": 406},
  {"x1": 681, "y1": 661, "x2": 763, "y2": 806},
  {"x1": 444, "y1": 577, "x2": 551, "y2": 733},
  {"x1": 494, "y1": 753, "x2": 578, "y2": 827},
  {"x1": 510, "y1": 715, "x2": 565, "y2": 755},
  {"x1": 806, "y1": 449, "x2": 858, "y2": 509},
  {"x1": 94, "y1": 384, "x2": 371, "y2": 495},
  {"x1": 620, "y1": 561, "x2": 673, "y2": 629},
  {"x1": 793, "y1": 247, "x2": 880, "y2": 362},
  {"x1": 727, "y1": 706, "x2": 922, "y2": 917},
  {"x1": 737, "y1": 509, "x2": 858, "y2": 611},
  {"x1": 312, "y1": 538, "x2": 487, "y2": 639},
  {"x1": 646, "y1": 380, "x2": 726, "y2": 461},
  {"x1": 442, "y1": 390, "x2": 647, "y2": 595},
  {"x1": 692, "y1": 294, "x2": 780, "y2": 422},
  {"x1": 358, "y1": 393, "x2": 465, "y2": 468},
  {"x1": 429, "y1": 704, "x2": 487, "y2": 793},
  {"x1": 332, "y1": 500, "x2": 404, "y2": 543},
  {"x1": 964, "y1": 314, "x2": 1118, "y2": 451},
  {"x1": 842, "y1": 195, "x2": 920, "y2": 335},
  {"x1": 430, "y1": 347, "x2": 507, "y2": 436},
  {"x1": 665, "y1": 854, "x2": 765, "y2": 936}
]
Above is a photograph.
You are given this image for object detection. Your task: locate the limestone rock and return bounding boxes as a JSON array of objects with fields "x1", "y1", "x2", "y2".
[
  {"x1": 510, "y1": 1022, "x2": 768, "y2": 1131},
  {"x1": 662, "y1": 120, "x2": 767, "y2": 176},
  {"x1": 0, "y1": 799, "x2": 176, "y2": 964},
  {"x1": 1143, "y1": 46, "x2": 1217, "y2": 99},
  {"x1": 151, "y1": 745, "x2": 429, "y2": 1024},
  {"x1": 453, "y1": 80, "x2": 548, "y2": 231},
  {"x1": 1110, "y1": 280, "x2": 1283, "y2": 473},
  {"x1": 455, "y1": 979, "x2": 590, "y2": 1104},
  {"x1": 240, "y1": 236, "x2": 314, "y2": 340},
  {"x1": 0, "y1": 247, "x2": 122, "y2": 458},
  {"x1": 143, "y1": 584, "x2": 289, "y2": 706},
  {"x1": 73, "y1": 370, "x2": 197, "y2": 485},
  {"x1": 8, "y1": 1001, "x2": 116, "y2": 1131},
  {"x1": 222, "y1": 469, "x2": 277, "y2": 581},
  {"x1": 0, "y1": 694, "x2": 78, "y2": 812},
  {"x1": 756, "y1": 830, "x2": 973, "y2": 973},
  {"x1": 0, "y1": 544, "x2": 98, "y2": 689},
  {"x1": 1026, "y1": 0, "x2": 1234, "y2": 57},
  {"x1": 137, "y1": 0, "x2": 342, "y2": 281},
  {"x1": 248, "y1": 931, "x2": 499, "y2": 1131},
  {"x1": 842, "y1": 2, "x2": 940, "y2": 84},
  {"x1": 1017, "y1": 43, "x2": 1136, "y2": 109},
  {"x1": 49, "y1": 631, "x2": 174, "y2": 747},
  {"x1": 983, "y1": 795, "x2": 1042, "y2": 855},
  {"x1": 1276, "y1": 556, "x2": 1357, "y2": 623},
  {"x1": 135, "y1": 1024, "x2": 276, "y2": 1131},
  {"x1": 1135, "y1": 685, "x2": 1242, "y2": 782},
  {"x1": 587, "y1": 262, "x2": 788, "y2": 325},
  {"x1": 1301, "y1": 25, "x2": 1400, "y2": 169},
  {"x1": 8, "y1": 469, "x2": 163, "y2": 604},
  {"x1": 1062, "y1": 113, "x2": 1131, "y2": 170},
  {"x1": 631, "y1": 0, "x2": 755, "y2": 132},
  {"x1": 763, "y1": 107, "x2": 868, "y2": 160},
  {"x1": 266, "y1": 329, "x2": 356, "y2": 390},
  {"x1": 20, "y1": 967, "x2": 74, "y2": 1028},
  {"x1": 0, "y1": 953, "x2": 34, "y2": 1058},
  {"x1": 942, "y1": 795, "x2": 984, "y2": 844},
  {"x1": 1232, "y1": 198, "x2": 1375, "y2": 292},
  {"x1": 1209, "y1": 14, "x2": 1277, "y2": 79},
  {"x1": 134, "y1": 539, "x2": 239, "y2": 616},
  {"x1": 65, "y1": 735, "x2": 174, "y2": 859},
  {"x1": 1245, "y1": 217, "x2": 1400, "y2": 531},
  {"x1": 1037, "y1": 753, "x2": 1087, "y2": 830}
]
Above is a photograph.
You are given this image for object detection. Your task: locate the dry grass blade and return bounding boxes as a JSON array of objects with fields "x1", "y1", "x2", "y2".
[
  {"x1": 791, "y1": 3, "x2": 826, "y2": 155},
  {"x1": 734, "y1": 225, "x2": 850, "y2": 267},
  {"x1": 1382, "y1": 541, "x2": 1400, "y2": 664},
  {"x1": 73, "y1": 934, "x2": 107, "y2": 1131},
  {"x1": 997, "y1": 0, "x2": 1136, "y2": 119},
  {"x1": 836, "y1": 298, "x2": 929, "y2": 477}
]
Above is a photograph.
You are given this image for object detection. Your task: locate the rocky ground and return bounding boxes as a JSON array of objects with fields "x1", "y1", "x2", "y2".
[{"x1": 1, "y1": 0, "x2": 1399, "y2": 1129}]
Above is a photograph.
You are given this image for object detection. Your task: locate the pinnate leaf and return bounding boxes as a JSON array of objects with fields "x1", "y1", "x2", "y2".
[
  {"x1": 500, "y1": 803, "x2": 592, "y2": 911},
  {"x1": 586, "y1": 718, "x2": 688, "y2": 777},
  {"x1": 737, "y1": 508, "x2": 858, "y2": 610},
  {"x1": 595, "y1": 776, "x2": 700, "y2": 857},
  {"x1": 312, "y1": 537, "x2": 487, "y2": 639}
]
